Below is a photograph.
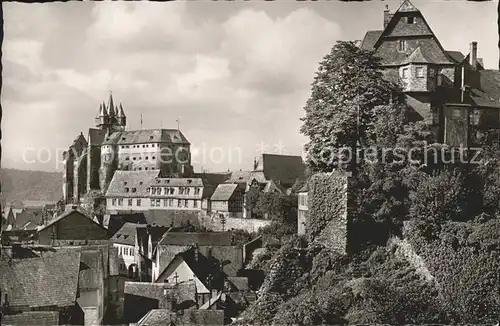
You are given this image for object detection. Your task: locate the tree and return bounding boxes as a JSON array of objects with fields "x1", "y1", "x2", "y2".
[{"x1": 300, "y1": 41, "x2": 400, "y2": 173}]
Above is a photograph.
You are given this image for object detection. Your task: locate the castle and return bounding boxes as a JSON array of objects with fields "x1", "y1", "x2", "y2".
[
  {"x1": 360, "y1": 0, "x2": 500, "y2": 147},
  {"x1": 62, "y1": 93, "x2": 193, "y2": 205}
]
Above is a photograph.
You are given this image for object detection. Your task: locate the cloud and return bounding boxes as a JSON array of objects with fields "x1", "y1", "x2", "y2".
[{"x1": 0, "y1": 2, "x2": 354, "y2": 172}]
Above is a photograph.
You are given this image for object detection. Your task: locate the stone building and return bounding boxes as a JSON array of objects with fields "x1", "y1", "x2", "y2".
[
  {"x1": 360, "y1": 0, "x2": 500, "y2": 146},
  {"x1": 62, "y1": 93, "x2": 193, "y2": 208}
]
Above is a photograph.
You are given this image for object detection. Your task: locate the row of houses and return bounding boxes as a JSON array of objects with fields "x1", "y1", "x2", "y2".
[
  {"x1": 0, "y1": 206, "x2": 264, "y2": 325},
  {"x1": 104, "y1": 153, "x2": 306, "y2": 219}
]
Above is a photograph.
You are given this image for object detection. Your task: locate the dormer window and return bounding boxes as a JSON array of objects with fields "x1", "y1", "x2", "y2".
[
  {"x1": 416, "y1": 67, "x2": 424, "y2": 78},
  {"x1": 132, "y1": 188, "x2": 137, "y2": 193},
  {"x1": 398, "y1": 39, "x2": 407, "y2": 52},
  {"x1": 407, "y1": 16, "x2": 414, "y2": 24},
  {"x1": 125, "y1": 187, "x2": 129, "y2": 193}
]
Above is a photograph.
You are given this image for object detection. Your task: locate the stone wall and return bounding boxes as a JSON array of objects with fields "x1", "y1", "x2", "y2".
[
  {"x1": 198, "y1": 213, "x2": 272, "y2": 233},
  {"x1": 307, "y1": 172, "x2": 350, "y2": 255}
]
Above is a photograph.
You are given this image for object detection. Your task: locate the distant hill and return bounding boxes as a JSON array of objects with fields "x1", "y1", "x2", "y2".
[{"x1": 0, "y1": 168, "x2": 63, "y2": 206}]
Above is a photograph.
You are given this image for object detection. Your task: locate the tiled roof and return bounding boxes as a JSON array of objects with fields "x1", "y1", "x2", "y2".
[
  {"x1": 374, "y1": 38, "x2": 453, "y2": 66},
  {"x1": 155, "y1": 245, "x2": 192, "y2": 281},
  {"x1": 101, "y1": 129, "x2": 190, "y2": 146},
  {"x1": 88, "y1": 128, "x2": 107, "y2": 146},
  {"x1": 446, "y1": 50, "x2": 466, "y2": 64},
  {"x1": 124, "y1": 280, "x2": 197, "y2": 303},
  {"x1": 257, "y1": 154, "x2": 306, "y2": 187},
  {"x1": 111, "y1": 222, "x2": 146, "y2": 245},
  {"x1": 227, "y1": 276, "x2": 249, "y2": 292},
  {"x1": 144, "y1": 210, "x2": 200, "y2": 228},
  {"x1": 151, "y1": 177, "x2": 204, "y2": 187},
  {"x1": 159, "y1": 232, "x2": 232, "y2": 246},
  {"x1": 1, "y1": 311, "x2": 60, "y2": 326},
  {"x1": 469, "y1": 70, "x2": 500, "y2": 108},
  {"x1": 201, "y1": 245, "x2": 243, "y2": 277},
  {"x1": 360, "y1": 30, "x2": 383, "y2": 51},
  {"x1": 36, "y1": 207, "x2": 103, "y2": 233},
  {"x1": 14, "y1": 210, "x2": 43, "y2": 230},
  {"x1": 402, "y1": 46, "x2": 431, "y2": 64},
  {"x1": 192, "y1": 172, "x2": 231, "y2": 187},
  {"x1": 106, "y1": 213, "x2": 148, "y2": 237},
  {"x1": 211, "y1": 184, "x2": 239, "y2": 201},
  {"x1": 106, "y1": 170, "x2": 161, "y2": 198},
  {"x1": 0, "y1": 250, "x2": 81, "y2": 308},
  {"x1": 137, "y1": 309, "x2": 224, "y2": 326},
  {"x1": 226, "y1": 170, "x2": 252, "y2": 183}
]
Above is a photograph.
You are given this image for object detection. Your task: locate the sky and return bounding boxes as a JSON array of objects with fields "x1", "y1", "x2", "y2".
[{"x1": 2, "y1": 0, "x2": 498, "y2": 173}]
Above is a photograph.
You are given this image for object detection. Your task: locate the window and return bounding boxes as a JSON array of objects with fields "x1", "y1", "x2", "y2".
[
  {"x1": 194, "y1": 188, "x2": 200, "y2": 195},
  {"x1": 178, "y1": 199, "x2": 182, "y2": 207},
  {"x1": 126, "y1": 157, "x2": 130, "y2": 160},
  {"x1": 169, "y1": 199, "x2": 174, "y2": 207},
  {"x1": 416, "y1": 67, "x2": 424, "y2": 78},
  {"x1": 112, "y1": 198, "x2": 117, "y2": 206},
  {"x1": 132, "y1": 188, "x2": 137, "y2": 193},
  {"x1": 179, "y1": 187, "x2": 184, "y2": 195},
  {"x1": 194, "y1": 200, "x2": 198, "y2": 208},
  {"x1": 398, "y1": 39, "x2": 407, "y2": 52},
  {"x1": 407, "y1": 16, "x2": 414, "y2": 24},
  {"x1": 137, "y1": 199, "x2": 141, "y2": 206},
  {"x1": 452, "y1": 108, "x2": 461, "y2": 118},
  {"x1": 402, "y1": 68, "x2": 409, "y2": 78},
  {"x1": 119, "y1": 247, "x2": 122, "y2": 255},
  {"x1": 151, "y1": 144, "x2": 155, "y2": 148},
  {"x1": 186, "y1": 188, "x2": 190, "y2": 195},
  {"x1": 164, "y1": 199, "x2": 168, "y2": 207},
  {"x1": 118, "y1": 198, "x2": 124, "y2": 206},
  {"x1": 170, "y1": 188, "x2": 175, "y2": 195},
  {"x1": 145, "y1": 156, "x2": 148, "y2": 160},
  {"x1": 128, "y1": 199, "x2": 133, "y2": 206},
  {"x1": 131, "y1": 249, "x2": 134, "y2": 256},
  {"x1": 152, "y1": 156, "x2": 156, "y2": 160},
  {"x1": 133, "y1": 157, "x2": 136, "y2": 160},
  {"x1": 156, "y1": 199, "x2": 161, "y2": 206},
  {"x1": 151, "y1": 199, "x2": 155, "y2": 207}
]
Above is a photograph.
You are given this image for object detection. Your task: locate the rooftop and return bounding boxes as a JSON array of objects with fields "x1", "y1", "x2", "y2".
[
  {"x1": 106, "y1": 170, "x2": 161, "y2": 198},
  {"x1": 211, "y1": 183, "x2": 239, "y2": 201},
  {"x1": 101, "y1": 129, "x2": 190, "y2": 146},
  {"x1": 0, "y1": 250, "x2": 81, "y2": 308},
  {"x1": 111, "y1": 222, "x2": 146, "y2": 245},
  {"x1": 158, "y1": 231, "x2": 232, "y2": 246}
]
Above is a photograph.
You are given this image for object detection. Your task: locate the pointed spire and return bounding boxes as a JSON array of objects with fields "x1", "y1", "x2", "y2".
[
  {"x1": 102, "y1": 101, "x2": 107, "y2": 112},
  {"x1": 108, "y1": 92, "x2": 115, "y2": 117},
  {"x1": 98, "y1": 103, "x2": 108, "y2": 117},
  {"x1": 117, "y1": 103, "x2": 125, "y2": 117}
]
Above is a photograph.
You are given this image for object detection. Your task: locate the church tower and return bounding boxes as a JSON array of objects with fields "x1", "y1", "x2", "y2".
[{"x1": 95, "y1": 103, "x2": 109, "y2": 131}]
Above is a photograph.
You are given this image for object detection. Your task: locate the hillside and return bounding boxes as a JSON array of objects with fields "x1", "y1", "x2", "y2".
[{"x1": 0, "y1": 168, "x2": 63, "y2": 205}]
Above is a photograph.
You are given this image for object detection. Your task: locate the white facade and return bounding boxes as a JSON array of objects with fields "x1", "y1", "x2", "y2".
[
  {"x1": 113, "y1": 243, "x2": 136, "y2": 273},
  {"x1": 107, "y1": 197, "x2": 150, "y2": 211}
]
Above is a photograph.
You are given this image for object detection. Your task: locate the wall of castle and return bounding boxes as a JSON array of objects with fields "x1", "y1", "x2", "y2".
[
  {"x1": 100, "y1": 145, "x2": 117, "y2": 192},
  {"x1": 88, "y1": 146, "x2": 102, "y2": 191},
  {"x1": 307, "y1": 172, "x2": 350, "y2": 255}
]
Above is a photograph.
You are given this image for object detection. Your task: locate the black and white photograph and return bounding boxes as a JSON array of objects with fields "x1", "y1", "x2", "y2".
[{"x1": 1, "y1": 0, "x2": 499, "y2": 325}]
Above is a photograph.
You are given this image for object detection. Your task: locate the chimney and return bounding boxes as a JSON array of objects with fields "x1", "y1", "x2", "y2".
[
  {"x1": 383, "y1": 5, "x2": 392, "y2": 28},
  {"x1": 470, "y1": 41, "x2": 478, "y2": 69}
]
